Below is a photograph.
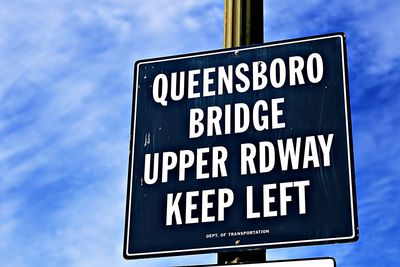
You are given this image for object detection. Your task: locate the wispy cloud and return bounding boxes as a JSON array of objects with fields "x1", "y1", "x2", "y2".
[
  {"x1": 0, "y1": 1, "x2": 223, "y2": 267},
  {"x1": 0, "y1": 0, "x2": 399, "y2": 266}
]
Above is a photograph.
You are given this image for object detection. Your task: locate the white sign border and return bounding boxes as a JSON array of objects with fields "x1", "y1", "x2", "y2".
[{"x1": 185, "y1": 257, "x2": 336, "y2": 267}]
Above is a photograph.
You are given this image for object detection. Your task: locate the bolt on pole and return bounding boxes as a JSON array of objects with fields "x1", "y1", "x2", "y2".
[{"x1": 219, "y1": 0, "x2": 266, "y2": 264}]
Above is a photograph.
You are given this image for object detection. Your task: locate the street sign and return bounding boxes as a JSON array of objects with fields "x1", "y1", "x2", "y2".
[
  {"x1": 195, "y1": 257, "x2": 335, "y2": 267},
  {"x1": 124, "y1": 33, "x2": 358, "y2": 259}
]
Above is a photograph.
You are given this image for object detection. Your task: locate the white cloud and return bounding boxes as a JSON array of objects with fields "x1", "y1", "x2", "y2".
[
  {"x1": 0, "y1": 1, "x2": 223, "y2": 267},
  {"x1": 0, "y1": 0, "x2": 399, "y2": 266}
]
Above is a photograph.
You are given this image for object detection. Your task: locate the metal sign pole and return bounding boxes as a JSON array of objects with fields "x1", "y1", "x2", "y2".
[
  {"x1": 223, "y1": 0, "x2": 264, "y2": 48},
  {"x1": 219, "y1": 0, "x2": 265, "y2": 264},
  {"x1": 217, "y1": 249, "x2": 266, "y2": 264}
]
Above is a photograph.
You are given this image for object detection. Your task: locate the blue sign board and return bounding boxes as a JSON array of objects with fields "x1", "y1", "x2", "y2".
[{"x1": 124, "y1": 33, "x2": 358, "y2": 259}]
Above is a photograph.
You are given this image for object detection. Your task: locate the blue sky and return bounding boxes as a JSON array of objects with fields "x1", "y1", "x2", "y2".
[{"x1": 0, "y1": 0, "x2": 399, "y2": 266}]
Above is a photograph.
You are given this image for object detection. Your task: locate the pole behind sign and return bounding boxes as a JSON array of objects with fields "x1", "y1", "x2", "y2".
[
  {"x1": 224, "y1": 0, "x2": 264, "y2": 48},
  {"x1": 220, "y1": 0, "x2": 265, "y2": 264}
]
